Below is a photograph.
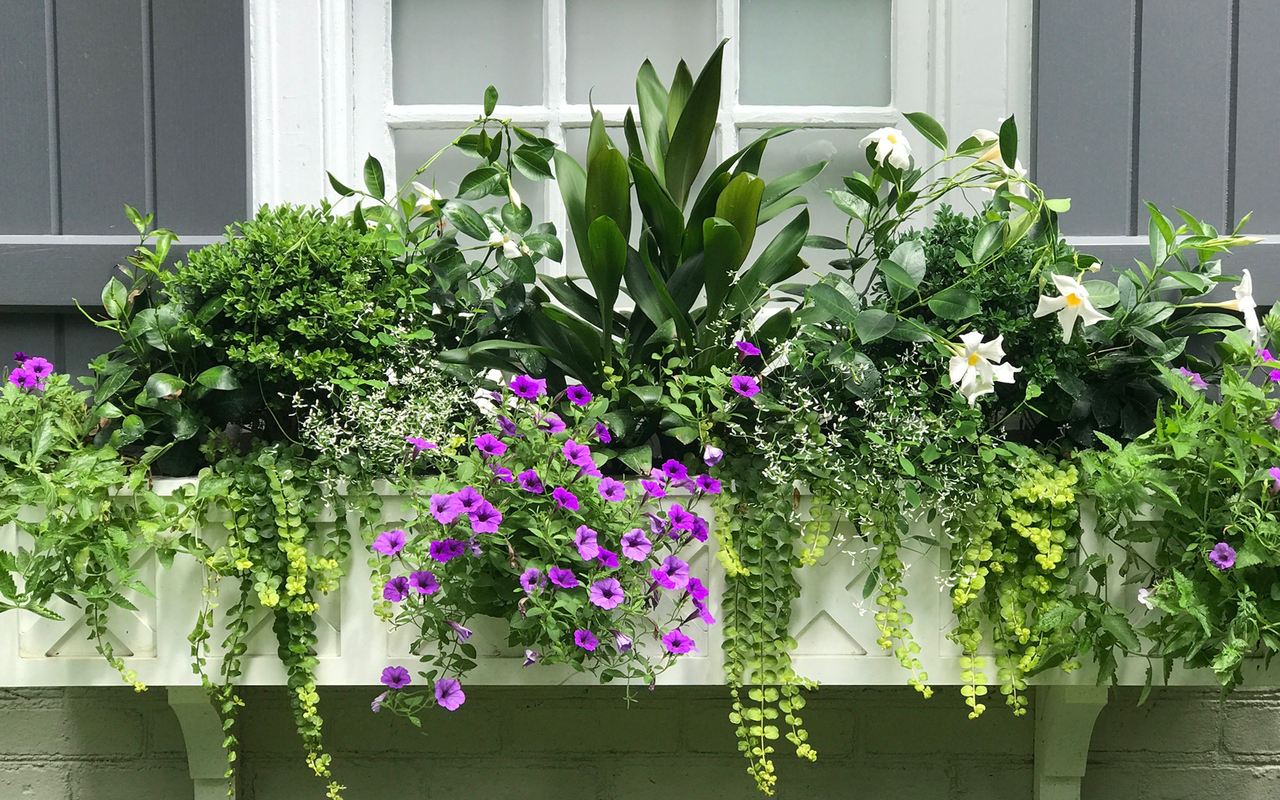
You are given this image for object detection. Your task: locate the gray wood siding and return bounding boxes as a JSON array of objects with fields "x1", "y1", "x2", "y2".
[
  {"x1": 1034, "y1": 0, "x2": 1280, "y2": 296},
  {"x1": 0, "y1": 0, "x2": 247, "y2": 376}
]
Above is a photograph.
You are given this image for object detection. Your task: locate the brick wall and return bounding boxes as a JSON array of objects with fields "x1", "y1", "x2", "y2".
[{"x1": 4, "y1": 684, "x2": 1280, "y2": 799}]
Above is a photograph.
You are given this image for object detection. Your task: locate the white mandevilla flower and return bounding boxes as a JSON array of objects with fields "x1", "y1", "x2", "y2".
[
  {"x1": 859, "y1": 127, "x2": 912, "y2": 170},
  {"x1": 1033, "y1": 273, "x2": 1111, "y2": 343},
  {"x1": 508, "y1": 183, "x2": 522, "y2": 210},
  {"x1": 488, "y1": 230, "x2": 521, "y2": 260},
  {"x1": 411, "y1": 181, "x2": 443, "y2": 214},
  {"x1": 1236, "y1": 269, "x2": 1261, "y2": 347},
  {"x1": 948, "y1": 331, "x2": 1019, "y2": 405}
]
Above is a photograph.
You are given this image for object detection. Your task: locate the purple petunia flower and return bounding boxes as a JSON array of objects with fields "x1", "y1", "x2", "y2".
[
  {"x1": 516, "y1": 469, "x2": 544, "y2": 494},
  {"x1": 372, "y1": 529, "x2": 407, "y2": 556},
  {"x1": 405, "y1": 436, "x2": 437, "y2": 455},
  {"x1": 613, "y1": 630, "x2": 633, "y2": 653},
  {"x1": 435, "y1": 678, "x2": 466, "y2": 711},
  {"x1": 552, "y1": 487, "x2": 579, "y2": 511},
  {"x1": 1271, "y1": 369, "x2": 1280, "y2": 383},
  {"x1": 1271, "y1": 467, "x2": 1280, "y2": 494},
  {"x1": 1271, "y1": 409, "x2": 1280, "y2": 431},
  {"x1": 383, "y1": 576, "x2": 410, "y2": 602},
  {"x1": 1177, "y1": 367, "x2": 1208, "y2": 390},
  {"x1": 474, "y1": 433, "x2": 507, "y2": 458},
  {"x1": 468, "y1": 538, "x2": 483, "y2": 557},
  {"x1": 430, "y1": 493, "x2": 464, "y2": 524},
  {"x1": 454, "y1": 486, "x2": 485, "y2": 512},
  {"x1": 446, "y1": 620, "x2": 473, "y2": 642},
  {"x1": 661, "y1": 629, "x2": 697, "y2": 655},
  {"x1": 1209, "y1": 542, "x2": 1237, "y2": 570},
  {"x1": 736, "y1": 340, "x2": 762, "y2": 358},
  {"x1": 731, "y1": 374, "x2": 761, "y2": 398},
  {"x1": 429, "y1": 539, "x2": 467, "y2": 563},
  {"x1": 661, "y1": 460, "x2": 688, "y2": 482},
  {"x1": 523, "y1": 649, "x2": 540, "y2": 666},
  {"x1": 689, "y1": 516, "x2": 710, "y2": 543},
  {"x1": 595, "y1": 422, "x2": 611, "y2": 443},
  {"x1": 598, "y1": 477, "x2": 627, "y2": 502},
  {"x1": 596, "y1": 548, "x2": 619, "y2": 570},
  {"x1": 686, "y1": 577, "x2": 710, "y2": 603},
  {"x1": 510, "y1": 375, "x2": 547, "y2": 400},
  {"x1": 520, "y1": 567, "x2": 545, "y2": 594},
  {"x1": 381, "y1": 666, "x2": 411, "y2": 689},
  {"x1": 469, "y1": 502, "x2": 503, "y2": 534},
  {"x1": 562, "y1": 439, "x2": 593, "y2": 469},
  {"x1": 538, "y1": 412, "x2": 567, "y2": 434},
  {"x1": 8, "y1": 366, "x2": 42, "y2": 392},
  {"x1": 651, "y1": 555, "x2": 690, "y2": 590},
  {"x1": 668, "y1": 503, "x2": 697, "y2": 532},
  {"x1": 12, "y1": 351, "x2": 27, "y2": 364},
  {"x1": 549, "y1": 566, "x2": 579, "y2": 589},
  {"x1": 588, "y1": 578, "x2": 625, "y2": 610},
  {"x1": 1260, "y1": 348, "x2": 1275, "y2": 363},
  {"x1": 370, "y1": 692, "x2": 387, "y2": 713},
  {"x1": 703, "y1": 445, "x2": 724, "y2": 467},
  {"x1": 499, "y1": 416, "x2": 521, "y2": 437},
  {"x1": 574, "y1": 629, "x2": 599, "y2": 651},
  {"x1": 691, "y1": 597, "x2": 716, "y2": 625},
  {"x1": 645, "y1": 511, "x2": 669, "y2": 538},
  {"x1": 24, "y1": 357, "x2": 53, "y2": 378},
  {"x1": 695, "y1": 475, "x2": 722, "y2": 494},
  {"x1": 573, "y1": 525, "x2": 600, "y2": 560},
  {"x1": 566, "y1": 385, "x2": 593, "y2": 406},
  {"x1": 409, "y1": 571, "x2": 440, "y2": 595},
  {"x1": 493, "y1": 466, "x2": 515, "y2": 483},
  {"x1": 640, "y1": 479, "x2": 667, "y2": 499},
  {"x1": 620, "y1": 529, "x2": 652, "y2": 561}
]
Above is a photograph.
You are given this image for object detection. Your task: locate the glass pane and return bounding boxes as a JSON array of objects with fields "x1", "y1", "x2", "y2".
[
  {"x1": 740, "y1": 0, "x2": 891, "y2": 106},
  {"x1": 393, "y1": 0, "x2": 544, "y2": 105},
  {"x1": 565, "y1": 0, "x2": 716, "y2": 104},
  {"x1": 394, "y1": 128, "x2": 547, "y2": 227},
  {"x1": 742, "y1": 127, "x2": 874, "y2": 282}
]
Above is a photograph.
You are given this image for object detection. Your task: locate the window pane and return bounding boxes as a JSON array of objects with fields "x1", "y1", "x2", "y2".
[
  {"x1": 740, "y1": 0, "x2": 891, "y2": 106},
  {"x1": 742, "y1": 127, "x2": 873, "y2": 281},
  {"x1": 392, "y1": 0, "x2": 544, "y2": 105},
  {"x1": 566, "y1": 0, "x2": 716, "y2": 104},
  {"x1": 394, "y1": 128, "x2": 547, "y2": 226}
]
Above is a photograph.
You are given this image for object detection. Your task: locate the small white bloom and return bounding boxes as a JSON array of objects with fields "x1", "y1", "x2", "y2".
[
  {"x1": 1033, "y1": 273, "x2": 1112, "y2": 343},
  {"x1": 859, "y1": 127, "x2": 912, "y2": 170},
  {"x1": 1236, "y1": 269, "x2": 1261, "y2": 347},
  {"x1": 948, "y1": 331, "x2": 1019, "y2": 405},
  {"x1": 411, "y1": 181, "x2": 443, "y2": 215},
  {"x1": 508, "y1": 183, "x2": 522, "y2": 210},
  {"x1": 1137, "y1": 587, "x2": 1154, "y2": 610},
  {"x1": 488, "y1": 230, "x2": 521, "y2": 260}
]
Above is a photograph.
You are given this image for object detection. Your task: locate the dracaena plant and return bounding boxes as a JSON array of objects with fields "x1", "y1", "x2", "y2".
[{"x1": 443, "y1": 43, "x2": 824, "y2": 453}]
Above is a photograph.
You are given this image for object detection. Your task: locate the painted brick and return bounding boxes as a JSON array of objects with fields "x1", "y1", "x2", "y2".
[
  {"x1": 69, "y1": 766, "x2": 194, "y2": 800},
  {"x1": 1144, "y1": 767, "x2": 1280, "y2": 800},
  {"x1": 1091, "y1": 689, "x2": 1221, "y2": 754},
  {"x1": 1224, "y1": 702, "x2": 1280, "y2": 754},
  {"x1": 0, "y1": 767, "x2": 70, "y2": 800}
]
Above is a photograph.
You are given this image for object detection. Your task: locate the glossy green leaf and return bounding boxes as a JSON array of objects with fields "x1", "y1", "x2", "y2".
[
  {"x1": 666, "y1": 61, "x2": 694, "y2": 135},
  {"x1": 585, "y1": 217, "x2": 628, "y2": 352},
  {"x1": 553, "y1": 150, "x2": 592, "y2": 268},
  {"x1": 927, "y1": 285, "x2": 981, "y2": 320},
  {"x1": 972, "y1": 220, "x2": 1003, "y2": 263},
  {"x1": 714, "y1": 172, "x2": 765, "y2": 266},
  {"x1": 635, "y1": 60, "x2": 670, "y2": 181},
  {"x1": 903, "y1": 111, "x2": 947, "y2": 151},
  {"x1": 483, "y1": 84, "x2": 498, "y2": 116},
  {"x1": 363, "y1": 154, "x2": 385, "y2": 198},
  {"x1": 457, "y1": 165, "x2": 505, "y2": 200},
  {"x1": 702, "y1": 218, "x2": 743, "y2": 324},
  {"x1": 441, "y1": 202, "x2": 488, "y2": 241},
  {"x1": 664, "y1": 39, "x2": 727, "y2": 208},
  {"x1": 728, "y1": 209, "x2": 809, "y2": 315},
  {"x1": 585, "y1": 147, "x2": 631, "y2": 242},
  {"x1": 854, "y1": 309, "x2": 897, "y2": 343},
  {"x1": 629, "y1": 157, "x2": 684, "y2": 270},
  {"x1": 195, "y1": 366, "x2": 240, "y2": 391},
  {"x1": 998, "y1": 115, "x2": 1018, "y2": 168}
]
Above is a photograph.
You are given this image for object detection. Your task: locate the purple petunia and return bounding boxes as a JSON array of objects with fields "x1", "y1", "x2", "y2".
[
  {"x1": 446, "y1": 620, "x2": 473, "y2": 642},
  {"x1": 523, "y1": 649, "x2": 540, "y2": 666},
  {"x1": 736, "y1": 340, "x2": 762, "y2": 358},
  {"x1": 562, "y1": 439, "x2": 593, "y2": 469},
  {"x1": 520, "y1": 567, "x2": 546, "y2": 594},
  {"x1": 549, "y1": 566, "x2": 579, "y2": 589},
  {"x1": 651, "y1": 555, "x2": 690, "y2": 590},
  {"x1": 435, "y1": 678, "x2": 466, "y2": 711},
  {"x1": 409, "y1": 571, "x2": 440, "y2": 595},
  {"x1": 687, "y1": 577, "x2": 710, "y2": 603},
  {"x1": 24, "y1": 357, "x2": 53, "y2": 378},
  {"x1": 645, "y1": 511, "x2": 669, "y2": 538},
  {"x1": 620, "y1": 528, "x2": 652, "y2": 561},
  {"x1": 383, "y1": 576, "x2": 410, "y2": 602},
  {"x1": 661, "y1": 460, "x2": 688, "y2": 482},
  {"x1": 12, "y1": 351, "x2": 27, "y2": 364},
  {"x1": 566, "y1": 385, "x2": 593, "y2": 406},
  {"x1": 731, "y1": 375, "x2": 761, "y2": 398},
  {"x1": 574, "y1": 629, "x2": 599, "y2": 651},
  {"x1": 595, "y1": 422, "x2": 611, "y2": 443},
  {"x1": 493, "y1": 466, "x2": 515, "y2": 483},
  {"x1": 370, "y1": 692, "x2": 387, "y2": 713},
  {"x1": 510, "y1": 375, "x2": 547, "y2": 400},
  {"x1": 1261, "y1": 348, "x2": 1275, "y2": 363},
  {"x1": 430, "y1": 494, "x2": 464, "y2": 524},
  {"x1": 668, "y1": 503, "x2": 697, "y2": 532},
  {"x1": 1271, "y1": 369, "x2": 1280, "y2": 383},
  {"x1": 695, "y1": 475, "x2": 722, "y2": 494},
  {"x1": 573, "y1": 525, "x2": 600, "y2": 560},
  {"x1": 588, "y1": 578, "x2": 625, "y2": 610},
  {"x1": 596, "y1": 548, "x2": 619, "y2": 570},
  {"x1": 372, "y1": 529, "x2": 407, "y2": 556},
  {"x1": 381, "y1": 666, "x2": 412, "y2": 689},
  {"x1": 641, "y1": 478, "x2": 667, "y2": 499},
  {"x1": 689, "y1": 516, "x2": 710, "y2": 542},
  {"x1": 517, "y1": 469, "x2": 544, "y2": 494},
  {"x1": 1209, "y1": 542, "x2": 1237, "y2": 570},
  {"x1": 1271, "y1": 409, "x2": 1280, "y2": 432},
  {"x1": 429, "y1": 539, "x2": 467, "y2": 563},
  {"x1": 1271, "y1": 466, "x2": 1280, "y2": 494},
  {"x1": 454, "y1": 486, "x2": 485, "y2": 513},
  {"x1": 499, "y1": 416, "x2": 521, "y2": 437},
  {"x1": 552, "y1": 487, "x2": 579, "y2": 511},
  {"x1": 662, "y1": 629, "x2": 697, "y2": 655},
  {"x1": 474, "y1": 433, "x2": 507, "y2": 458},
  {"x1": 613, "y1": 630, "x2": 633, "y2": 653},
  {"x1": 405, "y1": 436, "x2": 437, "y2": 455},
  {"x1": 703, "y1": 445, "x2": 724, "y2": 467},
  {"x1": 598, "y1": 477, "x2": 627, "y2": 502},
  {"x1": 469, "y1": 502, "x2": 503, "y2": 534},
  {"x1": 1177, "y1": 367, "x2": 1208, "y2": 390},
  {"x1": 538, "y1": 412, "x2": 567, "y2": 434}
]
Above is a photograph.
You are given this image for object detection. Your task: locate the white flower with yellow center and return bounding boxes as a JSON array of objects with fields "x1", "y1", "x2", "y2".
[
  {"x1": 859, "y1": 127, "x2": 912, "y2": 170},
  {"x1": 488, "y1": 229, "x2": 521, "y2": 260},
  {"x1": 1033, "y1": 273, "x2": 1111, "y2": 343},
  {"x1": 411, "y1": 181, "x2": 443, "y2": 215},
  {"x1": 948, "y1": 332, "x2": 1019, "y2": 405}
]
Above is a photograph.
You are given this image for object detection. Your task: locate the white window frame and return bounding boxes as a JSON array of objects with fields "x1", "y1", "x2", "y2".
[{"x1": 249, "y1": 0, "x2": 1034, "y2": 263}]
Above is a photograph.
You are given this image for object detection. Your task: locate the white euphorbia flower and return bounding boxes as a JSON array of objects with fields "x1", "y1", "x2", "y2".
[
  {"x1": 1033, "y1": 273, "x2": 1111, "y2": 343},
  {"x1": 411, "y1": 181, "x2": 443, "y2": 214},
  {"x1": 948, "y1": 332, "x2": 1020, "y2": 405},
  {"x1": 1236, "y1": 269, "x2": 1261, "y2": 347},
  {"x1": 488, "y1": 230, "x2": 521, "y2": 260},
  {"x1": 859, "y1": 127, "x2": 912, "y2": 170},
  {"x1": 1137, "y1": 587, "x2": 1155, "y2": 610}
]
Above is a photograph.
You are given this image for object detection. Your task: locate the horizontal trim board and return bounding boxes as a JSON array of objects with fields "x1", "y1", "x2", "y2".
[
  {"x1": 387, "y1": 103, "x2": 901, "y2": 129},
  {"x1": 0, "y1": 241, "x2": 211, "y2": 308}
]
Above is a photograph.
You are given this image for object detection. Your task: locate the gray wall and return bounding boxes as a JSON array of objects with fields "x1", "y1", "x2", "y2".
[
  {"x1": 1035, "y1": 0, "x2": 1279, "y2": 294},
  {"x1": 0, "y1": 0, "x2": 248, "y2": 375}
]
